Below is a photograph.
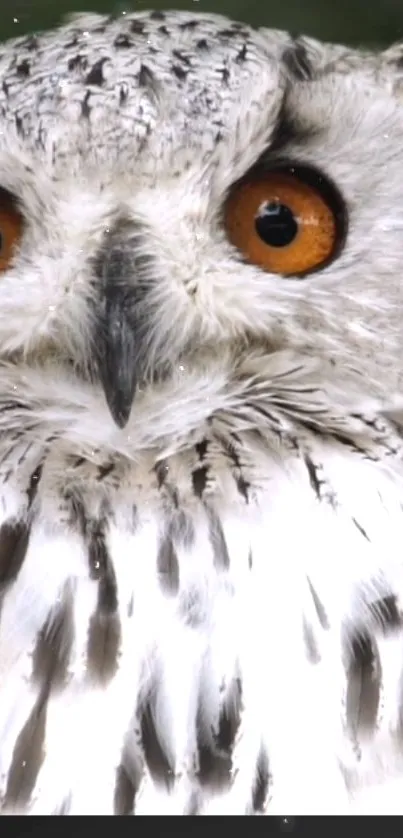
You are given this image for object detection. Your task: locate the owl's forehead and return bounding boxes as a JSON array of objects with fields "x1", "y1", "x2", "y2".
[
  {"x1": 0, "y1": 10, "x2": 291, "y2": 179},
  {"x1": 0, "y1": 10, "x2": 401, "y2": 186}
]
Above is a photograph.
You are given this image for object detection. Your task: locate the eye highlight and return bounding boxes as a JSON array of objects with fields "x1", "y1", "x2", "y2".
[
  {"x1": 224, "y1": 166, "x2": 345, "y2": 277},
  {"x1": 0, "y1": 188, "x2": 24, "y2": 272}
]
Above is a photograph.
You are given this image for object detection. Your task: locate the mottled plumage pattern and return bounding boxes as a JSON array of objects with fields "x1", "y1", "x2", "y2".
[{"x1": 0, "y1": 7, "x2": 403, "y2": 815}]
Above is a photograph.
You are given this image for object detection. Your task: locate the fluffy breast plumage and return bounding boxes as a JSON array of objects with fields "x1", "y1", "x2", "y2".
[{"x1": 0, "y1": 358, "x2": 402, "y2": 814}]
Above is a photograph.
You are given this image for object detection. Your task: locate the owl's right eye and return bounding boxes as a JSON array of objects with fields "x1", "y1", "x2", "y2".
[
  {"x1": 224, "y1": 165, "x2": 346, "y2": 277},
  {"x1": 0, "y1": 188, "x2": 24, "y2": 272}
]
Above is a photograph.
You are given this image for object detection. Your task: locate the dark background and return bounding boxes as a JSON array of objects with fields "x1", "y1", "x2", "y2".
[{"x1": 0, "y1": 0, "x2": 403, "y2": 48}]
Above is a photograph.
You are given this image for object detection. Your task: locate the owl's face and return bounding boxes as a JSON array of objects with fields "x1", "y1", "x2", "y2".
[{"x1": 0, "y1": 10, "x2": 402, "y2": 429}]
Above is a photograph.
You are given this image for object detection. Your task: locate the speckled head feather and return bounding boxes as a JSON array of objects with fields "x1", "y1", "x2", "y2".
[{"x1": 0, "y1": 8, "x2": 403, "y2": 816}]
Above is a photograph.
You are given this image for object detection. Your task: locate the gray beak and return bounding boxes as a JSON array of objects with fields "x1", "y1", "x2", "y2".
[
  {"x1": 95, "y1": 283, "x2": 138, "y2": 428},
  {"x1": 92, "y1": 234, "x2": 148, "y2": 429}
]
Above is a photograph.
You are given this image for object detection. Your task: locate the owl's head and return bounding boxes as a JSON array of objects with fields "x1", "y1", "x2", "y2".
[{"x1": 0, "y1": 10, "x2": 402, "y2": 433}]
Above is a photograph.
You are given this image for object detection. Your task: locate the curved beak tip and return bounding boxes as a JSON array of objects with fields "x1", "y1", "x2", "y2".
[{"x1": 108, "y1": 399, "x2": 132, "y2": 429}]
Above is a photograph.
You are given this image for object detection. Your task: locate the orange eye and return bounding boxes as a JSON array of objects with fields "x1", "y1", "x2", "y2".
[
  {"x1": 224, "y1": 167, "x2": 344, "y2": 277},
  {"x1": 0, "y1": 188, "x2": 23, "y2": 272}
]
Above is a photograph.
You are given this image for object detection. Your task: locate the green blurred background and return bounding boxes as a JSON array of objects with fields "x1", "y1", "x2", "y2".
[{"x1": 0, "y1": 0, "x2": 402, "y2": 48}]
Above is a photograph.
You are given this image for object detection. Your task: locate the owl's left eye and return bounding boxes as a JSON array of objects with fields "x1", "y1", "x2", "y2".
[
  {"x1": 224, "y1": 166, "x2": 345, "y2": 277},
  {"x1": 0, "y1": 188, "x2": 24, "y2": 272}
]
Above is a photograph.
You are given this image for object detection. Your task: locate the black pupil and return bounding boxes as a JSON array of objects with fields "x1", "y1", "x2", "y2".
[{"x1": 255, "y1": 201, "x2": 298, "y2": 248}]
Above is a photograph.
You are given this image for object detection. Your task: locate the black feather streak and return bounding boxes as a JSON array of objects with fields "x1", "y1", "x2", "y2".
[
  {"x1": 114, "y1": 764, "x2": 137, "y2": 815},
  {"x1": 81, "y1": 90, "x2": 91, "y2": 118},
  {"x1": 303, "y1": 618, "x2": 321, "y2": 664},
  {"x1": 27, "y1": 465, "x2": 43, "y2": 506},
  {"x1": 0, "y1": 466, "x2": 41, "y2": 594},
  {"x1": 252, "y1": 747, "x2": 270, "y2": 812},
  {"x1": 16, "y1": 59, "x2": 30, "y2": 77},
  {"x1": 352, "y1": 517, "x2": 370, "y2": 542},
  {"x1": 197, "y1": 677, "x2": 242, "y2": 790},
  {"x1": 172, "y1": 64, "x2": 188, "y2": 81},
  {"x1": 157, "y1": 534, "x2": 179, "y2": 596},
  {"x1": 138, "y1": 63, "x2": 157, "y2": 91},
  {"x1": 140, "y1": 699, "x2": 174, "y2": 788},
  {"x1": 85, "y1": 58, "x2": 107, "y2": 86},
  {"x1": 0, "y1": 520, "x2": 30, "y2": 587},
  {"x1": 307, "y1": 577, "x2": 329, "y2": 630},
  {"x1": 224, "y1": 436, "x2": 250, "y2": 503},
  {"x1": 130, "y1": 20, "x2": 146, "y2": 35},
  {"x1": 114, "y1": 34, "x2": 133, "y2": 49},
  {"x1": 216, "y1": 679, "x2": 242, "y2": 752},
  {"x1": 207, "y1": 508, "x2": 230, "y2": 571},
  {"x1": 86, "y1": 524, "x2": 121, "y2": 685},
  {"x1": 283, "y1": 41, "x2": 314, "y2": 81},
  {"x1": 235, "y1": 44, "x2": 247, "y2": 63},
  {"x1": 179, "y1": 19, "x2": 199, "y2": 31},
  {"x1": 3, "y1": 694, "x2": 47, "y2": 808},
  {"x1": 32, "y1": 583, "x2": 74, "y2": 691},
  {"x1": 346, "y1": 631, "x2": 381, "y2": 738},
  {"x1": 192, "y1": 440, "x2": 209, "y2": 499},
  {"x1": 304, "y1": 454, "x2": 322, "y2": 499}
]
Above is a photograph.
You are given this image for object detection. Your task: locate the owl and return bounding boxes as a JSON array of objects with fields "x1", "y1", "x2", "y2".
[{"x1": 1, "y1": 5, "x2": 403, "y2": 817}]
